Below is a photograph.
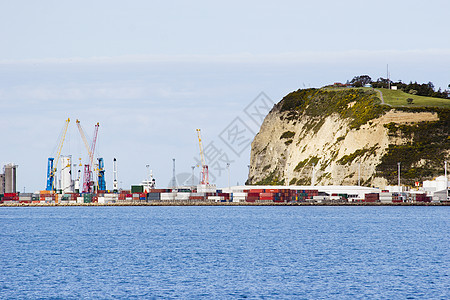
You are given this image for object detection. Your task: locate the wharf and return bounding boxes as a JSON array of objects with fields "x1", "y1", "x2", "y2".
[{"x1": 1, "y1": 202, "x2": 449, "y2": 207}]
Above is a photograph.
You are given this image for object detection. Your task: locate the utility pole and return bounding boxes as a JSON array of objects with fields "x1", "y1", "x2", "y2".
[{"x1": 191, "y1": 166, "x2": 195, "y2": 187}]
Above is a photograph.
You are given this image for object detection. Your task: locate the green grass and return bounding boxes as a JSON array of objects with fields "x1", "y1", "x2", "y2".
[{"x1": 377, "y1": 88, "x2": 450, "y2": 108}]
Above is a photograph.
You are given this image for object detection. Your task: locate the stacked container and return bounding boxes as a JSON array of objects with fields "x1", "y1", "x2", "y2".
[
  {"x1": 380, "y1": 191, "x2": 393, "y2": 203},
  {"x1": 364, "y1": 193, "x2": 379, "y2": 202}
]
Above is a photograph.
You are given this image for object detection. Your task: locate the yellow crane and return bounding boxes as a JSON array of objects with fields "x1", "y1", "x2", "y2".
[
  {"x1": 46, "y1": 118, "x2": 70, "y2": 191},
  {"x1": 196, "y1": 129, "x2": 209, "y2": 185}
]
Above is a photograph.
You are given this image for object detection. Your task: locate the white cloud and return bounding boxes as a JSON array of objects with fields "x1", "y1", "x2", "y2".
[{"x1": 1, "y1": 49, "x2": 450, "y2": 65}]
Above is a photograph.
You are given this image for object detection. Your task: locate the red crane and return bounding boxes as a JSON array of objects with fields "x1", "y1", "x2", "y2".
[{"x1": 76, "y1": 120, "x2": 99, "y2": 193}]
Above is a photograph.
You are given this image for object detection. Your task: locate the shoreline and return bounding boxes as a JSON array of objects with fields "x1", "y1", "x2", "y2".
[{"x1": 0, "y1": 202, "x2": 448, "y2": 207}]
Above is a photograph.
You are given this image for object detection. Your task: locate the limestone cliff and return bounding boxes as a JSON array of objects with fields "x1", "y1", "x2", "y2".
[{"x1": 247, "y1": 88, "x2": 449, "y2": 187}]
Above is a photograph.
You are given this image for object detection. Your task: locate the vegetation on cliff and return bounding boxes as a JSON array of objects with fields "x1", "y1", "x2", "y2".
[
  {"x1": 279, "y1": 88, "x2": 389, "y2": 130},
  {"x1": 376, "y1": 107, "x2": 450, "y2": 185}
]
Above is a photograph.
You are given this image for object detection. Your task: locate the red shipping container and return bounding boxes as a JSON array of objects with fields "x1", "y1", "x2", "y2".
[
  {"x1": 249, "y1": 189, "x2": 265, "y2": 193},
  {"x1": 4, "y1": 193, "x2": 18, "y2": 197}
]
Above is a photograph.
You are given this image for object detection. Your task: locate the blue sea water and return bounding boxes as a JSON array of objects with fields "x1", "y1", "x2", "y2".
[{"x1": 0, "y1": 206, "x2": 448, "y2": 299}]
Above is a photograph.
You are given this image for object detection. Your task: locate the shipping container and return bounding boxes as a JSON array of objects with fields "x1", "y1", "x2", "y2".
[{"x1": 131, "y1": 185, "x2": 144, "y2": 193}]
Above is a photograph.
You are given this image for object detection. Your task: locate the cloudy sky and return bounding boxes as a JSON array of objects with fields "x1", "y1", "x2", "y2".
[{"x1": 1, "y1": 0, "x2": 449, "y2": 192}]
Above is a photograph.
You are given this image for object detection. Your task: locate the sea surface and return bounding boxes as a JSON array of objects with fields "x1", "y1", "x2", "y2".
[{"x1": 0, "y1": 206, "x2": 448, "y2": 299}]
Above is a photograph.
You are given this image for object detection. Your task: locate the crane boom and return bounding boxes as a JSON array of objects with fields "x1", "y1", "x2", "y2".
[
  {"x1": 196, "y1": 129, "x2": 209, "y2": 185},
  {"x1": 76, "y1": 119, "x2": 91, "y2": 155},
  {"x1": 46, "y1": 118, "x2": 70, "y2": 191}
]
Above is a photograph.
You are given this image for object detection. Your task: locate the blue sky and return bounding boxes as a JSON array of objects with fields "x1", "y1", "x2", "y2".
[{"x1": 1, "y1": 0, "x2": 449, "y2": 192}]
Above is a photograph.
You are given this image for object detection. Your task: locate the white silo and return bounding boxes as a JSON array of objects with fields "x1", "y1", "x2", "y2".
[{"x1": 60, "y1": 156, "x2": 73, "y2": 193}]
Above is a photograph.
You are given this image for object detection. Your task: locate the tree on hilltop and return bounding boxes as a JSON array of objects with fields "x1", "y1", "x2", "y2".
[{"x1": 350, "y1": 75, "x2": 372, "y2": 87}]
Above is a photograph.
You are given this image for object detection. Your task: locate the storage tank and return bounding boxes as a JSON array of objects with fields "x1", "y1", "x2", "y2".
[
  {"x1": 4, "y1": 164, "x2": 17, "y2": 193},
  {"x1": 60, "y1": 156, "x2": 73, "y2": 193}
]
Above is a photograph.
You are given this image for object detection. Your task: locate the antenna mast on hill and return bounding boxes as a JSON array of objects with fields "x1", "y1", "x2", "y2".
[{"x1": 387, "y1": 64, "x2": 390, "y2": 89}]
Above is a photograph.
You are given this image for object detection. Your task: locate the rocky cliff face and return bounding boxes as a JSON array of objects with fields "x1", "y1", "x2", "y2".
[{"x1": 247, "y1": 88, "x2": 449, "y2": 187}]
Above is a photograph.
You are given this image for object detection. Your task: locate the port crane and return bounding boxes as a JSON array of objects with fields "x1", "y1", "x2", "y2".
[
  {"x1": 46, "y1": 118, "x2": 71, "y2": 191},
  {"x1": 76, "y1": 120, "x2": 103, "y2": 193},
  {"x1": 196, "y1": 129, "x2": 209, "y2": 185}
]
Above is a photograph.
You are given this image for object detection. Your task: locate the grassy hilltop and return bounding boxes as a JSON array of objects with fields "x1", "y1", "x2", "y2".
[{"x1": 377, "y1": 88, "x2": 450, "y2": 108}]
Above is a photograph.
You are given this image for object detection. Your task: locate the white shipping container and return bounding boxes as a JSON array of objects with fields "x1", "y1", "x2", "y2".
[
  {"x1": 176, "y1": 192, "x2": 191, "y2": 200},
  {"x1": 232, "y1": 192, "x2": 248, "y2": 197},
  {"x1": 232, "y1": 196, "x2": 246, "y2": 202},
  {"x1": 380, "y1": 197, "x2": 392, "y2": 203},
  {"x1": 98, "y1": 197, "x2": 105, "y2": 204},
  {"x1": 207, "y1": 196, "x2": 225, "y2": 202},
  {"x1": 160, "y1": 193, "x2": 176, "y2": 200},
  {"x1": 77, "y1": 197, "x2": 84, "y2": 203},
  {"x1": 313, "y1": 195, "x2": 329, "y2": 202}
]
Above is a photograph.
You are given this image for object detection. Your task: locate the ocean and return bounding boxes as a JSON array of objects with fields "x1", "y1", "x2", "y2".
[{"x1": 0, "y1": 206, "x2": 448, "y2": 299}]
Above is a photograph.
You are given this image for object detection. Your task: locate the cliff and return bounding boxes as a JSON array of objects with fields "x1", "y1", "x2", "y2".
[{"x1": 247, "y1": 88, "x2": 450, "y2": 187}]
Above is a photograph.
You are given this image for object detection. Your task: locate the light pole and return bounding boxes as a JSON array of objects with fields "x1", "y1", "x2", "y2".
[
  {"x1": 311, "y1": 163, "x2": 316, "y2": 186},
  {"x1": 398, "y1": 162, "x2": 401, "y2": 193},
  {"x1": 358, "y1": 161, "x2": 361, "y2": 186},
  {"x1": 227, "y1": 163, "x2": 230, "y2": 189},
  {"x1": 445, "y1": 161, "x2": 448, "y2": 200},
  {"x1": 191, "y1": 166, "x2": 195, "y2": 187}
]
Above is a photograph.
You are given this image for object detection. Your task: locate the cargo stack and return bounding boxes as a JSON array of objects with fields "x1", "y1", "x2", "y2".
[
  {"x1": 160, "y1": 192, "x2": 177, "y2": 202},
  {"x1": 189, "y1": 192, "x2": 205, "y2": 201},
  {"x1": 380, "y1": 191, "x2": 393, "y2": 203},
  {"x1": 412, "y1": 193, "x2": 431, "y2": 202},
  {"x1": 18, "y1": 193, "x2": 32, "y2": 203},
  {"x1": 392, "y1": 193, "x2": 403, "y2": 203},
  {"x1": 83, "y1": 193, "x2": 93, "y2": 203},
  {"x1": 232, "y1": 192, "x2": 247, "y2": 202},
  {"x1": 40, "y1": 191, "x2": 55, "y2": 203},
  {"x1": 364, "y1": 193, "x2": 379, "y2": 203},
  {"x1": 2, "y1": 192, "x2": 19, "y2": 203}
]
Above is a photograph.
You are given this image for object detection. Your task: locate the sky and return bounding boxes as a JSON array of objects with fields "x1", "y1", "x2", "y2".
[{"x1": 1, "y1": 0, "x2": 449, "y2": 192}]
